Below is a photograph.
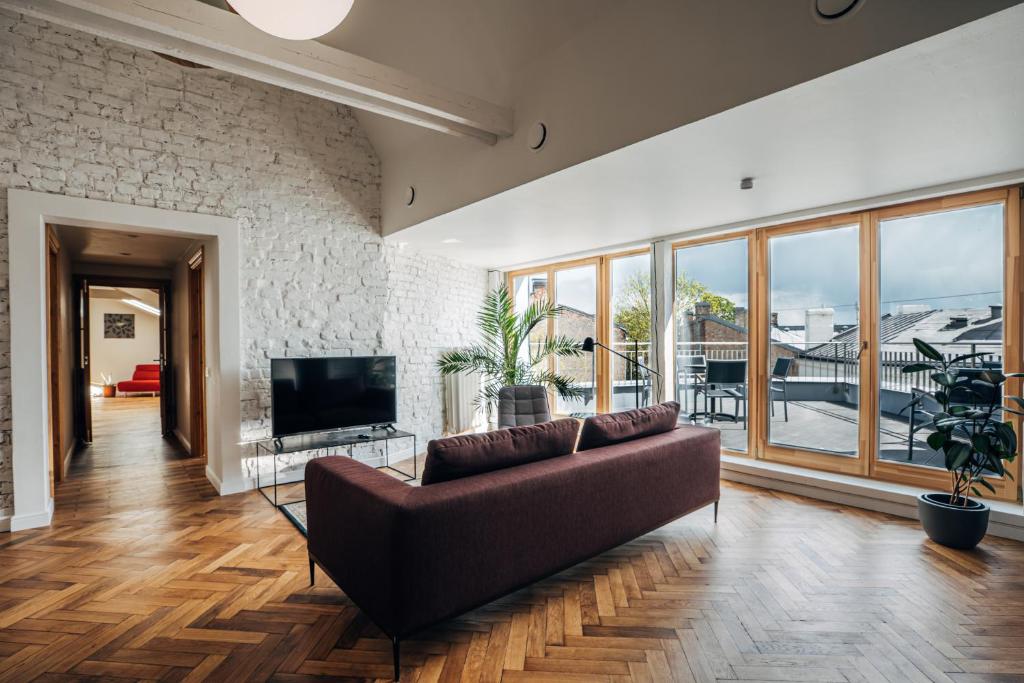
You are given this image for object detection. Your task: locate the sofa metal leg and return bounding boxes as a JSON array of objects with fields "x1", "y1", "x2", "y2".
[
  {"x1": 308, "y1": 556, "x2": 315, "y2": 586},
  {"x1": 392, "y1": 636, "x2": 401, "y2": 681},
  {"x1": 714, "y1": 500, "x2": 719, "y2": 523}
]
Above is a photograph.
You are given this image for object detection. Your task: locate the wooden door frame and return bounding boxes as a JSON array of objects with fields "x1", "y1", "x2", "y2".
[
  {"x1": 188, "y1": 248, "x2": 207, "y2": 461},
  {"x1": 671, "y1": 230, "x2": 755, "y2": 457},
  {"x1": 45, "y1": 226, "x2": 63, "y2": 488}
]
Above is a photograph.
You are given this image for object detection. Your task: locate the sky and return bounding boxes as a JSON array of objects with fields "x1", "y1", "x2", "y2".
[{"x1": 522, "y1": 202, "x2": 1004, "y2": 331}]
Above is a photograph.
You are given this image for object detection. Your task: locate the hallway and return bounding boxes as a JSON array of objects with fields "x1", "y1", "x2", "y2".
[{"x1": 57, "y1": 397, "x2": 213, "y2": 521}]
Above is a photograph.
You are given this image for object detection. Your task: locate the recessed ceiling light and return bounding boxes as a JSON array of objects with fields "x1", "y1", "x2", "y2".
[
  {"x1": 441, "y1": 238, "x2": 461, "y2": 244},
  {"x1": 121, "y1": 298, "x2": 161, "y2": 316},
  {"x1": 404, "y1": 186, "x2": 416, "y2": 206}
]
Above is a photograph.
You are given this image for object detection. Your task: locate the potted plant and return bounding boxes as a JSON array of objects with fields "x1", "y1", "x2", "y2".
[
  {"x1": 901, "y1": 338, "x2": 1022, "y2": 549},
  {"x1": 100, "y1": 373, "x2": 116, "y2": 398},
  {"x1": 437, "y1": 284, "x2": 584, "y2": 416}
]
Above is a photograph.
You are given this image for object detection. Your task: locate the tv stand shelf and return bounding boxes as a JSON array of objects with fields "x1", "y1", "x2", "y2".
[{"x1": 255, "y1": 427, "x2": 417, "y2": 509}]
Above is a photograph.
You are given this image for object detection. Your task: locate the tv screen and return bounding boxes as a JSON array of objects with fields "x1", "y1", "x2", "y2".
[{"x1": 271, "y1": 356, "x2": 397, "y2": 437}]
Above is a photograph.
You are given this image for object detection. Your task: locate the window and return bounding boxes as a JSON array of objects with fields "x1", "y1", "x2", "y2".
[
  {"x1": 674, "y1": 237, "x2": 749, "y2": 452},
  {"x1": 507, "y1": 250, "x2": 651, "y2": 416},
  {"x1": 670, "y1": 186, "x2": 1021, "y2": 499}
]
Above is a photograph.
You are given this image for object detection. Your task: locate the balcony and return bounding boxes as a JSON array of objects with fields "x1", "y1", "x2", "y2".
[{"x1": 675, "y1": 340, "x2": 1003, "y2": 467}]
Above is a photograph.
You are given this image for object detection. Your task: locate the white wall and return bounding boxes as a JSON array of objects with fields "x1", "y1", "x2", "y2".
[
  {"x1": 0, "y1": 11, "x2": 487, "y2": 520},
  {"x1": 88, "y1": 298, "x2": 160, "y2": 387}
]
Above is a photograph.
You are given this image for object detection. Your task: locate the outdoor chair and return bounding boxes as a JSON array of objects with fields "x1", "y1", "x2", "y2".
[
  {"x1": 692, "y1": 359, "x2": 747, "y2": 428},
  {"x1": 676, "y1": 354, "x2": 707, "y2": 412},
  {"x1": 907, "y1": 366, "x2": 1001, "y2": 461},
  {"x1": 769, "y1": 357, "x2": 793, "y2": 421}
]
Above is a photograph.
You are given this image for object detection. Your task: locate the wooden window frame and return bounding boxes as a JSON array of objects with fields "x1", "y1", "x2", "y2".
[
  {"x1": 506, "y1": 248, "x2": 651, "y2": 415},
  {"x1": 669, "y1": 187, "x2": 1021, "y2": 500},
  {"x1": 867, "y1": 187, "x2": 1021, "y2": 499},
  {"x1": 671, "y1": 230, "x2": 755, "y2": 457}
]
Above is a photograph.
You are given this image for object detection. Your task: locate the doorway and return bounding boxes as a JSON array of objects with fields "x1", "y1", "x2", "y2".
[{"x1": 72, "y1": 276, "x2": 179, "y2": 470}]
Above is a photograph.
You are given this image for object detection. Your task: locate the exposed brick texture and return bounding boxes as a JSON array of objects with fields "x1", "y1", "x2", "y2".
[{"x1": 0, "y1": 11, "x2": 486, "y2": 515}]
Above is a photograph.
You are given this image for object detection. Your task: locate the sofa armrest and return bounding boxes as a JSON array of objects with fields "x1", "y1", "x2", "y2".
[{"x1": 304, "y1": 457, "x2": 414, "y2": 636}]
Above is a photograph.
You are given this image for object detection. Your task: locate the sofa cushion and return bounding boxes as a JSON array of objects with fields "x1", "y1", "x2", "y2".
[
  {"x1": 577, "y1": 401, "x2": 680, "y2": 451},
  {"x1": 422, "y1": 418, "x2": 580, "y2": 485}
]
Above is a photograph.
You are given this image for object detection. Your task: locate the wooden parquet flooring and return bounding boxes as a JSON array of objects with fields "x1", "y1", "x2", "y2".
[{"x1": 4, "y1": 400, "x2": 1024, "y2": 681}]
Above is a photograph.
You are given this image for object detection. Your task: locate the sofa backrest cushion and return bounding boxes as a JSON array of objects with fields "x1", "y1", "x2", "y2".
[
  {"x1": 422, "y1": 418, "x2": 580, "y2": 485},
  {"x1": 577, "y1": 401, "x2": 680, "y2": 451},
  {"x1": 133, "y1": 364, "x2": 161, "y2": 381}
]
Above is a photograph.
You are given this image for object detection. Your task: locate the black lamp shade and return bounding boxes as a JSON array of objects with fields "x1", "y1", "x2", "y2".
[{"x1": 581, "y1": 337, "x2": 595, "y2": 353}]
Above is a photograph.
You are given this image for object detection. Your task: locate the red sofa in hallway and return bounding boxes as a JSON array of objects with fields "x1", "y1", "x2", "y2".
[{"x1": 116, "y1": 364, "x2": 161, "y2": 394}]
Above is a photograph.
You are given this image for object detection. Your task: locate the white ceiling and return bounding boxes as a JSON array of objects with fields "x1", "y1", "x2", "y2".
[
  {"x1": 387, "y1": 4, "x2": 1024, "y2": 269},
  {"x1": 91, "y1": 286, "x2": 160, "y2": 308}
]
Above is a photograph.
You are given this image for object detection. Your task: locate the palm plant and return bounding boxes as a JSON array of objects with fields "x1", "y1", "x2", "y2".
[{"x1": 438, "y1": 284, "x2": 585, "y2": 407}]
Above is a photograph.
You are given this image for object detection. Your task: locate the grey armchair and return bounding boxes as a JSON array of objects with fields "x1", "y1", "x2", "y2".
[{"x1": 497, "y1": 385, "x2": 551, "y2": 428}]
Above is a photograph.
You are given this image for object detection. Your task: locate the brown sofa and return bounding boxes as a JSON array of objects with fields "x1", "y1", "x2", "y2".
[{"x1": 304, "y1": 407, "x2": 720, "y2": 680}]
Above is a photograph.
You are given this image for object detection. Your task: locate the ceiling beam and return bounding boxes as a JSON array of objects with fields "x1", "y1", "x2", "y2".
[{"x1": 2, "y1": 0, "x2": 513, "y2": 143}]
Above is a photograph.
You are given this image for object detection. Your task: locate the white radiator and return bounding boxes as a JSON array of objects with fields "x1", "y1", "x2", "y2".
[{"x1": 444, "y1": 371, "x2": 481, "y2": 435}]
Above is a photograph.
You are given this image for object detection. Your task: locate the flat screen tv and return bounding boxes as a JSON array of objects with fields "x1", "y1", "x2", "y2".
[{"x1": 271, "y1": 356, "x2": 397, "y2": 437}]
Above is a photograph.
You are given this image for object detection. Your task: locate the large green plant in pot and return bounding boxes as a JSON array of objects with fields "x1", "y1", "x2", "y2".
[
  {"x1": 437, "y1": 285, "x2": 584, "y2": 411},
  {"x1": 902, "y1": 338, "x2": 1022, "y2": 549}
]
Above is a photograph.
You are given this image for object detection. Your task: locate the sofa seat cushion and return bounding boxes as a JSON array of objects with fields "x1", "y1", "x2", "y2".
[
  {"x1": 577, "y1": 401, "x2": 680, "y2": 451},
  {"x1": 422, "y1": 418, "x2": 580, "y2": 485},
  {"x1": 117, "y1": 380, "x2": 160, "y2": 392}
]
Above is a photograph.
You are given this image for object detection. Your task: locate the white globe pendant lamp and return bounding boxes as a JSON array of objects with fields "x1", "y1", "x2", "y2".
[{"x1": 229, "y1": 0, "x2": 355, "y2": 40}]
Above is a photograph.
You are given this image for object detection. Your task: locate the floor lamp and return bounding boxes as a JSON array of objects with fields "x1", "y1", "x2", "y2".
[{"x1": 580, "y1": 337, "x2": 661, "y2": 411}]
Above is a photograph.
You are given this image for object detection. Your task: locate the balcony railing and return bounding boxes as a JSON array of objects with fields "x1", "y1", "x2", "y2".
[{"x1": 675, "y1": 340, "x2": 1002, "y2": 394}]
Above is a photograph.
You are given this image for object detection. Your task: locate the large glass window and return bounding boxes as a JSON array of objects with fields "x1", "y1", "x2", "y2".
[
  {"x1": 554, "y1": 265, "x2": 598, "y2": 415},
  {"x1": 768, "y1": 225, "x2": 860, "y2": 456},
  {"x1": 878, "y1": 203, "x2": 1005, "y2": 469},
  {"x1": 511, "y1": 272, "x2": 548, "y2": 366},
  {"x1": 609, "y1": 253, "x2": 652, "y2": 412},
  {"x1": 674, "y1": 238, "x2": 749, "y2": 452}
]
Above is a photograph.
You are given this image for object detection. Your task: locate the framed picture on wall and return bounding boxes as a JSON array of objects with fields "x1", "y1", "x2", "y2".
[{"x1": 104, "y1": 313, "x2": 135, "y2": 339}]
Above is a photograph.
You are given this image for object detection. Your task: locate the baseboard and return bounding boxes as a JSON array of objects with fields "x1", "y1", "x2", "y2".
[
  {"x1": 10, "y1": 498, "x2": 54, "y2": 532},
  {"x1": 205, "y1": 466, "x2": 250, "y2": 496},
  {"x1": 173, "y1": 428, "x2": 191, "y2": 455},
  {"x1": 204, "y1": 465, "x2": 223, "y2": 494},
  {"x1": 721, "y1": 455, "x2": 1024, "y2": 543},
  {"x1": 62, "y1": 442, "x2": 75, "y2": 476}
]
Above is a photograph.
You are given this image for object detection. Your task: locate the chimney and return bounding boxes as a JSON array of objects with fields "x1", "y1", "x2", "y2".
[
  {"x1": 805, "y1": 308, "x2": 835, "y2": 345},
  {"x1": 770, "y1": 312, "x2": 779, "y2": 328},
  {"x1": 948, "y1": 315, "x2": 968, "y2": 329},
  {"x1": 694, "y1": 301, "x2": 711, "y2": 317},
  {"x1": 734, "y1": 306, "x2": 748, "y2": 329},
  {"x1": 990, "y1": 304, "x2": 1003, "y2": 319}
]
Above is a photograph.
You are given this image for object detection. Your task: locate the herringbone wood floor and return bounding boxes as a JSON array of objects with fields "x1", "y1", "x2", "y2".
[{"x1": 4, "y1": 400, "x2": 1024, "y2": 681}]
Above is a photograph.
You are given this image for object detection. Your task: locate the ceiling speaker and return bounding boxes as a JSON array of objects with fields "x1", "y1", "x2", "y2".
[
  {"x1": 528, "y1": 122, "x2": 548, "y2": 151},
  {"x1": 814, "y1": 0, "x2": 862, "y2": 21}
]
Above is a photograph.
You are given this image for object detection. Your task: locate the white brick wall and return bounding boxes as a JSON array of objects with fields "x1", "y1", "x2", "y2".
[{"x1": 0, "y1": 12, "x2": 487, "y2": 514}]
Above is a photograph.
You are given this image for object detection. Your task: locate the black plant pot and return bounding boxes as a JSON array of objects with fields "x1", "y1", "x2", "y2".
[{"x1": 917, "y1": 493, "x2": 990, "y2": 550}]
